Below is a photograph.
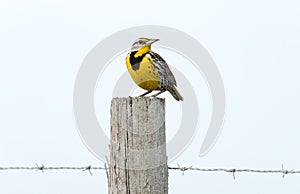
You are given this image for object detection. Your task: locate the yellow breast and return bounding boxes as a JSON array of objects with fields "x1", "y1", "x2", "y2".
[{"x1": 126, "y1": 53, "x2": 160, "y2": 90}]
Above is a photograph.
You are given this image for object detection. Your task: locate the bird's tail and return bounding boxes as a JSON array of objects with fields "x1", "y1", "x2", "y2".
[{"x1": 168, "y1": 86, "x2": 183, "y2": 101}]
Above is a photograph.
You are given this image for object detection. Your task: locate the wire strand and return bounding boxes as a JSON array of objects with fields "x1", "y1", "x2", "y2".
[{"x1": 0, "y1": 164, "x2": 298, "y2": 178}]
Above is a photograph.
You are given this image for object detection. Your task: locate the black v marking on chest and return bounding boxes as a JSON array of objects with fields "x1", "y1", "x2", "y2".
[{"x1": 129, "y1": 51, "x2": 148, "y2": 71}]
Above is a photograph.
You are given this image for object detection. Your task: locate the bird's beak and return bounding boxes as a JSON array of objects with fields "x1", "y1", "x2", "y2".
[{"x1": 148, "y1": 38, "x2": 159, "y2": 45}]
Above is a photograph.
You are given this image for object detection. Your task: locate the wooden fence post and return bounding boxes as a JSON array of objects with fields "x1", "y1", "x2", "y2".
[{"x1": 108, "y1": 97, "x2": 168, "y2": 194}]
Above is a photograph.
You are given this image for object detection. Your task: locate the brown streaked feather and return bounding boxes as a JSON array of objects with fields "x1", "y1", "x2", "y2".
[{"x1": 149, "y1": 51, "x2": 177, "y2": 86}]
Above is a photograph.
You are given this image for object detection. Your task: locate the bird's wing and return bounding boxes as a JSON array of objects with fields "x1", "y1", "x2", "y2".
[{"x1": 149, "y1": 51, "x2": 177, "y2": 86}]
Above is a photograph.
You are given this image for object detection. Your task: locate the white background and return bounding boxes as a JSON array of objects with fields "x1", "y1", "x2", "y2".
[{"x1": 1, "y1": 0, "x2": 300, "y2": 193}]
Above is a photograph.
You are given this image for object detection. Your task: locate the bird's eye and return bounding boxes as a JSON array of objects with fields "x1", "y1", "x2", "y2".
[{"x1": 138, "y1": 40, "x2": 143, "y2": 44}]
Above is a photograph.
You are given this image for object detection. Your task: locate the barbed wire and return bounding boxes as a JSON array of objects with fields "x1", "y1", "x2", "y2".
[
  {"x1": 169, "y1": 164, "x2": 300, "y2": 179},
  {"x1": 0, "y1": 164, "x2": 106, "y2": 175},
  {"x1": 0, "y1": 164, "x2": 299, "y2": 179}
]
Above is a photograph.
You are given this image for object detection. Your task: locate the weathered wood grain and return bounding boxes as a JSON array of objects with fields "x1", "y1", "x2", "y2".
[{"x1": 109, "y1": 97, "x2": 168, "y2": 194}]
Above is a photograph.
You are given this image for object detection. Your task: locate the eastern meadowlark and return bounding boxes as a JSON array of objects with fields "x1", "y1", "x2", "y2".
[{"x1": 126, "y1": 38, "x2": 183, "y2": 101}]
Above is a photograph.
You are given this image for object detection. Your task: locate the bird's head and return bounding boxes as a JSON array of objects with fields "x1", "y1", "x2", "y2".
[{"x1": 130, "y1": 38, "x2": 159, "y2": 53}]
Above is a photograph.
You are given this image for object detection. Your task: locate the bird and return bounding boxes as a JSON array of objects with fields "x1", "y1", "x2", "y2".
[{"x1": 125, "y1": 37, "x2": 183, "y2": 101}]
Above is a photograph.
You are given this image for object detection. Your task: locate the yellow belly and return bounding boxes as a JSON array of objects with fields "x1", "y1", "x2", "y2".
[{"x1": 126, "y1": 54, "x2": 159, "y2": 90}]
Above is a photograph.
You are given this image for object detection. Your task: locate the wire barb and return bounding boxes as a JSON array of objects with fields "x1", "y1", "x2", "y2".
[
  {"x1": 228, "y1": 169, "x2": 236, "y2": 180},
  {"x1": 82, "y1": 165, "x2": 93, "y2": 175},
  {"x1": 176, "y1": 164, "x2": 193, "y2": 176},
  {"x1": 35, "y1": 164, "x2": 45, "y2": 173},
  {"x1": 281, "y1": 164, "x2": 292, "y2": 178}
]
